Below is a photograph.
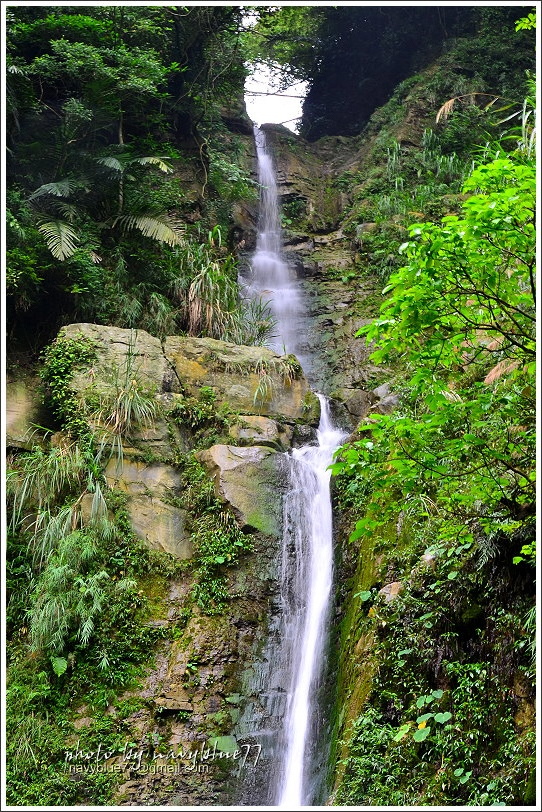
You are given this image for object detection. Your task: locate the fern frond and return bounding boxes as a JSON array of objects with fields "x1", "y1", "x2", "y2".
[
  {"x1": 54, "y1": 201, "x2": 80, "y2": 222},
  {"x1": 95, "y1": 156, "x2": 124, "y2": 172},
  {"x1": 113, "y1": 213, "x2": 185, "y2": 246},
  {"x1": 116, "y1": 577, "x2": 137, "y2": 591},
  {"x1": 29, "y1": 179, "x2": 77, "y2": 200},
  {"x1": 136, "y1": 156, "x2": 174, "y2": 173},
  {"x1": 37, "y1": 219, "x2": 80, "y2": 260}
]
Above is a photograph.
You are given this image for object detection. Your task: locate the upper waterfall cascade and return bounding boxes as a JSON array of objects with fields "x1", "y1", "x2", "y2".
[{"x1": 246, "y1": 126, "x2": 305, "y2": 359}]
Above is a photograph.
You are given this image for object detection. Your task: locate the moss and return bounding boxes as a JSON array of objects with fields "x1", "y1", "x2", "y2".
[
  {"x1": 301, "y1": 390, "x2": 321, "y2": 424},
  {"x1": 138, "y1": 573, "x2": 170, "y2": 620}
]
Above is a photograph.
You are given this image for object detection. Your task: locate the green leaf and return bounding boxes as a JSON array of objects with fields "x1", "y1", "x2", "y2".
[
  {"x1": 416, "y1": 712, "x2": 434, "y2": 724},
  {"x1": 136, "y1": 156, "x2": 173, "y2": 173},
  {"x1": 37, "y1": 219, "x2": 80, "y2": 260},
  {"x1": 51, "y1": 656, "x2": 68, "y2": 677},
  {"x1": 447, "y1": 570, "x2": 459, "y2": 580},
  {"x1": 431, "y1": 689, "x2": 443, "y2": 699},
  {"x1": 355, "y1": 590, "x2": 372, "y2": 602},
  {"x1": 113, "y1": 213, "x2": 186, "y2": 246},
  {"x1": 96, "y1": 156, "x2": 124, "y2": 172},
  {"x1": 413, "y1": 726, "x2": 431, "y2": 742},
  {"x1": 434, "y1": 711, "x2": 452, "y2": 724},
  {"x1": 393, "y1": 723, "x2": 411, "y2": 742},
  {"x1": 30, "y1": 179, "x2": 77, "y2": 200}
]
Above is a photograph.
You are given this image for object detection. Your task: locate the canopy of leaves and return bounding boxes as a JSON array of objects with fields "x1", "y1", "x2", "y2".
[{"x1": 6, "y1": 5, "x2": 254, "y2": 345}]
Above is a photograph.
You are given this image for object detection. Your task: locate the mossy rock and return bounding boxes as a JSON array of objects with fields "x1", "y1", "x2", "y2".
[{"x1": 195, "y1": 444, "x2": 287, "y2": 537}]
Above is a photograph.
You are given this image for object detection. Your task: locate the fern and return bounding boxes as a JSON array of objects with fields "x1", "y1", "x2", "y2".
[
  {"x1": 113, "y1": 213, "x2": 185, "y2": 246},
  {"x1": 29, "y1": 179, "x2": 77, "y2": 200},
  {"x1": 135, "y1": 156, "x2": 174, "y2": 173},
  {"x1": 36, "y1": 219, "x2": 79, "y2": 260},
  {"x1": 95, "y1": 155, "x2": 125, "y2": 172},
  {"x1": 29, "y1": 537, "x2": 109, "y2": 653},
  {"x1": 96, "y1": 154, "x2": 173, "y2": 174},
  {"x1": 74, "y1": 571, "x2": 109, "y2": 646}
]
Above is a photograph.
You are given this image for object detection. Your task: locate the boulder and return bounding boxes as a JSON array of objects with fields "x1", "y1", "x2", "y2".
[
  {"x1": 164, "y1": 336, "x2": 319, "y2": 423},
  {"x1": 105, "y1": 458, "x2": 181, "y2": 497},
  {"x1": 291, "y1": 423, "x2": 318, "y2": 447},
  {"x1": 228, "y1": 416, "x2": 293, "y2": 450},
  {"x1": 378, "y1": 582, "x2": 404, "y2": 603},
  {"x1": 127, "y1": 496, "x2": 192, "y2": 559},
  {"x1": 371, "y1": 393, "x2": 400, "y2": 415},
  {"x1": 372, "y1": 383, "x2": 392, "y2": 399},
  {"x1": 59, "y1": 325, "x2": 318, "y2": 424},
  {"x1": 58, "y1": 325, "x2": 320, "y2": 463},
  {"x1": 355, "y1": 222, "x2": 378, "y2": 246},
  {"x1": 196, "y1": 445, "x2": 285, "y2": 537},
  {"x1": 102, "y1": 457, "x2": 191, "y2": 558},
  {"x1": 62, "y1": 323, "x2": 171, "y2": 395},
  {"x1": 334, "y1": 387, "x2": 376, "y2": 418}
]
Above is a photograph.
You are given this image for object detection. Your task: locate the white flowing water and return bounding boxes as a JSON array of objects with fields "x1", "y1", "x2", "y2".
[
  {"x1": 244, "y1": 126, "x2": 347, "y2": 806},
  {"x1": 247, "y1": 126, "x2": 303, "y2": 358},
  {"x1": 277, "y1": 397, "x2": 346, "y2": 805}
]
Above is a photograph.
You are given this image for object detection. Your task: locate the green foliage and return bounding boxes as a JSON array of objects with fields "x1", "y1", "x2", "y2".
[
  {"x1": 333, "y1": 149, "x2": 535, "y2": 557},
  {"x1": 89, "y1": 350, "x2": 160, "y2": 468},
  {"x1": 30, "y1": 557, "x2": 110, "y2": 654},
  {"x1": 231, "y1": 297, "x2": 278, "y2": 348},
  {"x1": 39, "y1": 330, "x2": 97, "y2": 441},
  {"x1": 191, "y1": 507, "x2": 253, "y2": 614},
  {"x1": 332, "y1": 101, "x2": 536, "y2": 806},
  {"x1": 207, "y1": 148, "x2": 258, "y2": 204},
  {"x1": 6, "y1": 443, "x2": 174, "y2": 803},
  {"x1": 170, "y1": 386, "x2": 235, "y2": 449},
  {"x1": 515, "y1": 11, "x2": 536, "y2": 31},
  {"x1": 281, "y1": 197, "x2": 307, "y2": 228},
  {"x1": 171, "y1": 455, "x2": 253, "y2": 614},
  {"x1": 334, "y1": 540, "x2": 535, "y2": 805},
  {"x1": 166, "y1": 227, "x2": 274, "y2": 345},
  {"x1": 6, "y1": 5, "x2": 249, "y2": 339}
]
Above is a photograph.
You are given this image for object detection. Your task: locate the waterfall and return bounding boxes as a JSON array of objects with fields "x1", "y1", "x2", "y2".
[
  {"x1": 246, "y1": 126, "x2": 303, "y2": 358},
  {"x1": 239, "y1": 126, "x2": 346, "y2": 806},
  {"x1": 276, "y1": 396, "x2": 346, "y2": 805}
]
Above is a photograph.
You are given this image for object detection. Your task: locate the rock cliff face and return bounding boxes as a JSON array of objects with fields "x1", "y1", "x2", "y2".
[{"x1": 13, "y1": 322, "x2": 319, "y2": 805}]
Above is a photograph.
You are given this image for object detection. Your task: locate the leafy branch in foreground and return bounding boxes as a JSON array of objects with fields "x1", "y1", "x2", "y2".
[{"x1": 332, "y1": 141, "x2": 535, "y2": 562}]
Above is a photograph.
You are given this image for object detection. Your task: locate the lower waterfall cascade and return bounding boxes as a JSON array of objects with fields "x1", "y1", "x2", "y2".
[{"x1": 276, "y1": 395, "x2": 347, "y2": 805}]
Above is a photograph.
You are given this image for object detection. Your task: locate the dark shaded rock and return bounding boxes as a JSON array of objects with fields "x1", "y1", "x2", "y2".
[
  {"x1": 291, "y1": 423, "x2": 318, "y2": 447},
  {"x1": 334, "y1": 387, "x2": 376, "y2": 419}
]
